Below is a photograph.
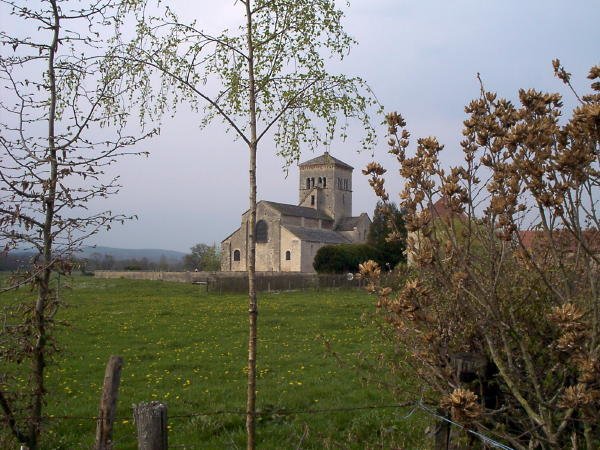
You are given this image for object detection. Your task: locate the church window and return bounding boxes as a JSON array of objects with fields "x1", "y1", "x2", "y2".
[
  {"x1": 233, "y1": 249, "x2": 241, "y2": 261},
  {"x1": 311, "y1": 177, "x2": 315, "y2": 187},
  {"x1": 285, "y1": 250, "x2": 291, "y2": 261},
  {"x1": 318, "y1": 177, "x2": 322, "y2": 185},
  {"x1": 323, "y1": 177, "x2": 327, "y2": 188},
  {"x1": 306, "y1": 178, "x2": 310, "y2": 189},
  {"x1": 343, "y1": 179, "x2": 348, "y2": 190},
  {"x1": 311, "y1": 195, "x2": 315, "y2": 206},
  {"x1": 255, "y1": 220, "x2": 268, "y2": 243}
]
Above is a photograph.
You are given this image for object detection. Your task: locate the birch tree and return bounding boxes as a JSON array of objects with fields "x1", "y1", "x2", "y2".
[
  {"x1": 118, "y1": 1, "x2": 379, "y2": 447},
  {"x1": 0, "y1": 1, "x2": 153, "y2": 447}
]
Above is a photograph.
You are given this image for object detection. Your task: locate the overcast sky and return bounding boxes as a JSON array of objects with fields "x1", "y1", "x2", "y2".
[{"x1": 3, "y1": 1, "x2": 599, "y2": 253}]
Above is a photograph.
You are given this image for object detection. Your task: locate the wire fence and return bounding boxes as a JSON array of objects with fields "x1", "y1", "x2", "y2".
[
  {"x1": 9, "y1": 400, "x2": 515, "y2": 450},
  {"x1": 92, "y1": 271, "x2": 412, "y2": 293}
]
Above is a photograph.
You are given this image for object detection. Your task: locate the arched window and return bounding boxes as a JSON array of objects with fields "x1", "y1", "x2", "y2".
[
  {"x1": 255, "y1": 220, "x2": 268, "y2": 243},
  {"x1": 306, "y1": 178, "x2": 310, "y2": 189},
  {"x1": 323, "y1": 177, "x2": 327, "y2": 188},
  {"x1": 318, "y1": 177, "x2": 322, "y2": 185},
  {"x1": 233, "y1": 249, "x2": 241, "y2": 261},
  {"x1": 285, "y1": 250, "x2": 291, "y2": 261}
]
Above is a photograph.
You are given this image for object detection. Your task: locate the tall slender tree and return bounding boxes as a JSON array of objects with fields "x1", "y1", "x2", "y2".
[
  {"x1": 0, "y1": 1, "x2": 153, "y2": 447},
  {"x1": 118, "y1": 1, "x2": 379, "y2": 447},
  {"x1": 367, "y1": 201, "x2": 407, "y2": 268}
]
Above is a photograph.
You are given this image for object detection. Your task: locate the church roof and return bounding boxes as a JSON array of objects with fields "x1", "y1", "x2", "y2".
[
  {"x1": 284, "y1": 225, "x2": 351, "y2": 244},
  {"x1": 299, "y1": 152, "x2": 353, "y2": 170},
  {"x1": 335, "y1": 216, "x2": 361, "y2": 231},
  {"x1": 263, "y1": 201, "x2": 333, "y2": 221}
]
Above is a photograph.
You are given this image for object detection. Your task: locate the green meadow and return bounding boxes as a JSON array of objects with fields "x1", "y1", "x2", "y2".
[{"x1": 1, "y1": 277, "x2": 428, "y2": 449}]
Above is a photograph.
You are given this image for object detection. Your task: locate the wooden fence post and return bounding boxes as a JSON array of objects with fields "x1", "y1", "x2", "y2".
[
  {"x1": 133, "y1": 402, "x2": 168, "y2": 450},
  {"x1": 94, "y1": 355, "x2": 124, "y2": 450},
  {"x1": 432, "y1": 352, "x2": 488, "y2": 449},
  {"x1": 433, "y1": 410, "x2": 451, "y2": 450}
]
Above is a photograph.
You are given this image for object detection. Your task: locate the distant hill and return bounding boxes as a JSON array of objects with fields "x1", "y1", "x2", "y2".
[
  {"x1": 77, "y1": 246, "x2": 186, "y2": 263},
  {"x1": 1, "y1": 246, "x2": 187, "y2": 272}
]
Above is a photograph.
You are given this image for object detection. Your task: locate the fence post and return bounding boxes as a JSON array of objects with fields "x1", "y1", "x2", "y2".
[
  {"x1": 94, "y1": 355, "x2": 124, "y2": 450},
  {"x1": 133, "y1": 402, "x2": 168, "y2": 450},
  {"x1": 433, "y1": 410, "x2": 451, "y2": 450},
  {"x1": 432, "y1": 352, "x2": 488, "y2": 449}
]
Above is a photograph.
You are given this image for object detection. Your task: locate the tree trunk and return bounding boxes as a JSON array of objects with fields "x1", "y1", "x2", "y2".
[
  {"x1": 244, "y1": 1, "x2": 259, "y2": 449},
  {"x1": 28, "y1": 2, "x2": 60, "y2": 448}
]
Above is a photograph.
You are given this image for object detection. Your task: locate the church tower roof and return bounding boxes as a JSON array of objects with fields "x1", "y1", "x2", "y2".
[{"x1": 298, "y1": 151, "x2": 353, "y2": 170}]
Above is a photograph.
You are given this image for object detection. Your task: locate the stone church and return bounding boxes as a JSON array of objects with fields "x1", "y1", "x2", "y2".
[{"x1": 221, "y1": 152, "x2": 371, "y2": 272}]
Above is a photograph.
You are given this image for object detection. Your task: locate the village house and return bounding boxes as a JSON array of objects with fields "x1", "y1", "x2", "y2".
[{"x1": 221, "y1": 152, "x2": 371, "y2": 272}]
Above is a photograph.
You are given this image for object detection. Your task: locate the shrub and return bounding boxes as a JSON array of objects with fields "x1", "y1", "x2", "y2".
[
  {"x1": 313, "y1": 244, "x2": 379, "y2": 273},
  {"x1": 361, "y1": 62, "x2": 600, "y2": 449}
]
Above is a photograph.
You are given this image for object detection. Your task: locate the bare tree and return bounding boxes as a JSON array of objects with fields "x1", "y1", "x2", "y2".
[
  {"x1": 0, "y1": 1, "x2": 154, "y2": 447},
  {"x1": 116, "y1": 1, "x2": 379, "y2": 447}
]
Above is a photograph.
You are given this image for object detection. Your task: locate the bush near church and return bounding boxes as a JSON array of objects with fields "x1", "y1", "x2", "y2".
[{"x1": 313, "y1": 244, "x2": 379, "y2": 273}]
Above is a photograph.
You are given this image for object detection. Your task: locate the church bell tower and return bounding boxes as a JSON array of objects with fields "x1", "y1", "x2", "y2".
[{"x1": 298, "y1": 151, "x2": 353, "y2": 225}]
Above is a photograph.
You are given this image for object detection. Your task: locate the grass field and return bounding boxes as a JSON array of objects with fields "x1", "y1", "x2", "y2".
[{"x1": 1, "y1": 276, "x2": 429, "y2": 449}]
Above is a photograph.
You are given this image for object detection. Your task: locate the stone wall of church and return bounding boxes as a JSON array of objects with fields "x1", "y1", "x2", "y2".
[
  {"x1": 280, "y1": 227, "x2": 302, "y2": 272},
  {"x1": 338, "y1": 214, "x2": 371, "y2": 243},
  {"x1": 332, "y1": 167, "x2": 352, "y2": 223},
  {"x1": 281, "y1": 216, "x2": 302, "y2": 227},
  {"x1": 221, "y1": 225, "x2": 247, "y2": 272},
  {"x1": 356, "y1": 215, "x2": 371, "y2": 242},
  {"x1": 254, "y1": 203, "x2": 281, "y2": 271},
  {"x1": 222, "y1": 203, "x2": 283, "y2": 272},
  {"x1": 300, "y1": 240, "x2": 327, "y2": 273}
]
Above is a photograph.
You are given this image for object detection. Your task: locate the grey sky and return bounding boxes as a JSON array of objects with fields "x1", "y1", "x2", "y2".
[{"x1": 4, "y1": 1, "x2": 598, "y2": 253}]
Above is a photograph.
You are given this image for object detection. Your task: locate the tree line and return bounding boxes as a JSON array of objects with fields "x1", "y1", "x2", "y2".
[{"x1": 0, "y1": 244, "x2": 220, "y2": 273}]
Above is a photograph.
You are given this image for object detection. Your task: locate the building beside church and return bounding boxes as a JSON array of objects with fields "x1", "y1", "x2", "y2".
[{"x1": 221, "y1": 152, "x2": 371, "y2": 272}]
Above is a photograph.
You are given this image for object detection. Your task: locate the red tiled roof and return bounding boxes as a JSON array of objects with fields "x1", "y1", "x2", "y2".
[
  {"x1": 518, "y1": 229, "x2": 600, "y2": 253},
  {"x1": 429, "y1": 197, "x2": 467, "y2": 220}
]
